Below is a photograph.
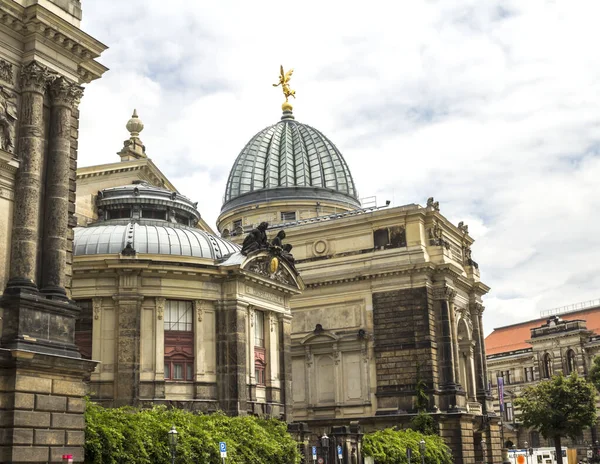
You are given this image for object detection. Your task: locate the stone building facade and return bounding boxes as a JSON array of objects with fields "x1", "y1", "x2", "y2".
[
  {"x1": 216, "y1": 103, "x2": 501, "y2": 464},
  {"x1": 0, "y1": 0, "x2": 107, "y2": 462},
  {"x1": 485, "y1": 301, "x2": 600, "y2": 456}
]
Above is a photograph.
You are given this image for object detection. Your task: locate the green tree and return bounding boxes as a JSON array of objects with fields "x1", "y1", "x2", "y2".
[
  {"x1": 515, "y1": 372, "x2": 596, "y2": 464},
  {"x1": 587, "y1": 356, "x2": 600, "y2": 393},
  {"x1": 362, "y1": 428, "x2": 452, "y2": 464},
  {"x1": 410, "y1": 363, "x2": 437, "y2": 435}
]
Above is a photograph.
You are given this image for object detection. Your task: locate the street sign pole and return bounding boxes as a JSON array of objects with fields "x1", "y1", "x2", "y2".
[{"x1": 219, "y1": 441, "x2": 227, "y2": 463}]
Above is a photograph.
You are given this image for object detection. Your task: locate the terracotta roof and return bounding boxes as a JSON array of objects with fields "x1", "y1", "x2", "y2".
[{"x1": 485, "y1": 306, "x2": 600, "y2": 356}]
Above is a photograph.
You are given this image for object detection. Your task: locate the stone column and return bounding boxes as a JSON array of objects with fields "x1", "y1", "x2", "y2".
[
  {"x1": 471, "y1": 302, "x2": 488, "y2": 398},
  {"x1": 279, "y1": 313, "x2": 293, "y2": 421},
  {"x1": 40, "y1": 77, "x2": 82, "y2": 299},
  {"x1": 477, "y1": 306, "x2": 489, "y2": 392},
  {"x1": 435, "y1": 286, "x2": 457, "y2": 389},
  {"x1": 153, "y1": 297, "x2": 165, "y2": 398},
  {"x1": 5, "y1": 62, "x2": 53, "y2": 293},
  {"x1": 449, "y1": 301, "x2": 462, "y2": 387}
]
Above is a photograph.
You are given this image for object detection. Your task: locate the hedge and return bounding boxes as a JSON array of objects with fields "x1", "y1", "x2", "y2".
[
  {"x1": 85, "y1": 400, "x2": 300, "y2": 463},
  {"x1": 363, "y1": 428, "x2": 453, "y2": 464}
]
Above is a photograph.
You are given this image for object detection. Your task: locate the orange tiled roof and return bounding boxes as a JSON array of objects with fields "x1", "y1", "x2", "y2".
[{"x1": 485, "y1": 306, "x2": 600, "y2": 356}]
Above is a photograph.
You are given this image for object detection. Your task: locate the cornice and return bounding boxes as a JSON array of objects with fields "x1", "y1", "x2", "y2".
[
  {"x1": 305, "y1": 263, "x2": 435, "y2": 288},
  {"x1": 0, "y1": 4, "x2": 108, "y2": 82}
]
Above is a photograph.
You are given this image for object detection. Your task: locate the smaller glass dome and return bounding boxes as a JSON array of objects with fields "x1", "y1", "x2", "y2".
[
  {"x1": 74, "y1": 223, "x2": 239, "y2": 259},
  {"x1": 74, "y1": 181, "x2": 240, "y2": 259}
]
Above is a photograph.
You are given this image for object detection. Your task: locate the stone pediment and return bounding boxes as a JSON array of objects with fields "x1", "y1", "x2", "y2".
[{"x1": 242, "y1": 252, "x2": 303, "y2": 291}]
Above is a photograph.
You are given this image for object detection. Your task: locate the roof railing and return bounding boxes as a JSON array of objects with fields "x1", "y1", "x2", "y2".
[{"x1": 540, "y1": 299, "x2": 600, "y2": 318}]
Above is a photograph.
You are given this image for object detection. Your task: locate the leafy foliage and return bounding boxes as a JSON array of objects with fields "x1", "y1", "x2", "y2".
[
  {"x1": 515, "y1": 372, "x2": 596, "y2": 464},
  {"x1": 588, "y1": 356, "x2": 600, "y2": 393},
  {"x1": 85, "y1": 400, "x2": 301, "y2": 464},
  {"x1": 362, "y1": 428, "x2": 452, "y2": 464},
  {"x1": 410, "y1": 363, "x2": 438, "y2": 435}
]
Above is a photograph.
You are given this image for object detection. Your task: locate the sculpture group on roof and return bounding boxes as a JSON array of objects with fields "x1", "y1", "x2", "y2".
[{"x1": 241, "y1": 222, "x2": 296, "y2": 271}]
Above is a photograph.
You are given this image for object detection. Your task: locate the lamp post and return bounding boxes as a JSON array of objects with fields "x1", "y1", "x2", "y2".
[
  {"x1": 168, "y1": 425, "x2": 178, "y2": 464},
  {"x1": 524, "y1": 442, "x2": 529, "y2": 464},
  {"x1": 481, "y1": 439, "x2": 487, "y2": 464},
  {"x1": 321, "y1": 433, "x2": 330, "y2": 464},
  {"x1": 419, "y1": 439, "x2": 426, "y2": 464}
]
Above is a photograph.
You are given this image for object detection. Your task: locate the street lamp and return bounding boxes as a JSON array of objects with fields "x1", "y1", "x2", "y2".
[
  {"x1": 168, "y1": 425, "x2": 178, "y2": 464},
  {"x1": 524, "y1": 442, "x2": 529, "y2": 464},
  {"x1": 419, "y1": 439, "x2": 426, "y2": 464},
  {"x1": 481, "y1": 439, "x2": 487, "y2": 464},
  {"x1": 321, "y1": 433, "x2": 330, "y2": 464}
]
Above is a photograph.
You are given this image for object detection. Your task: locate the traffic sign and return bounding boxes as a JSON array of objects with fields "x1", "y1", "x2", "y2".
[
  {"x1": 318, "y1": 458, "x2": 324, "y2": 464},
  {"x1": 220, "y1": 441, "x2": 227, "y2": 458},
  {"x1": 588, "y1": 450, "x2": 594, "y2": 459},
  {"x1": 312, "y1": 446, "x2": 317, "y2": 461},
  {"x1": 337, "y1": 445, "x2": 343, "y2": 459}
]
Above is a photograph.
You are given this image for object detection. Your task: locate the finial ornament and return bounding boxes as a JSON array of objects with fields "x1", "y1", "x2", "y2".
[
  {"x1": 273, "y1": 65, "x2": 295, "y2": 110},
  {"x1": 126, "y1": 109, "x2": 144, "y2": 137}
]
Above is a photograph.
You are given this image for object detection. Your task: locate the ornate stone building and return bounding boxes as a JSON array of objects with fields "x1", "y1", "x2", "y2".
[
  {"x1": 216, "y1": 102, "x2": 500, "y2": 464},
  {"x1": 0, "y1": 0, "x2": 107, "y2": 462},
  {"x1": 486, "y1": 301, "x2": 600, "y2": 456}
]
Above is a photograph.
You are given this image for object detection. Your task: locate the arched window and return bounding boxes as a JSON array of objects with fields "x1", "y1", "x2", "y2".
[
  {"x1": 543, "y1": 353, "x2": 552, "y2": 378},
  {"x1": 566, "y1": 350, "x2": 577, "y2": 374}
]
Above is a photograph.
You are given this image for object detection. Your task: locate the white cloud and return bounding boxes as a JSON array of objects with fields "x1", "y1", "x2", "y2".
[{"x1": 78, "y1": 0, "x2": 600, "y2": 334}]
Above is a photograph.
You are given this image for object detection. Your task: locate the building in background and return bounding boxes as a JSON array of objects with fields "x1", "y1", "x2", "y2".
[
  {"x1": 217, "y1": 96, "x2": 498, "y2": 464},
  {"x1": 485, "y1": 300, "x2": 600, "y2": 459},
  {"x1": 0, "y1": 0, "x2": 106, "y2": 462}
]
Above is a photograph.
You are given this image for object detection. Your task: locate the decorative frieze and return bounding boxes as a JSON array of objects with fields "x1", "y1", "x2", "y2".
[
  {"x1": 0, "y1": 59, "x2": 13, "y2": 84},
  {"x1": 156, "y1": 297, "x2": 165, "y2": 320},
  {"x1": 92, "y1": 298, "x2": 102, "y2": 320},
  {"x1": 0, "y1": 86, "x2": 17, "y2": 153}
]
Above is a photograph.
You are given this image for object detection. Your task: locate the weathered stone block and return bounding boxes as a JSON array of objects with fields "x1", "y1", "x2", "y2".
[
  {"x1": 15, "y1": 375, "x2": 52, "y2": 394},
  {"x1": 34, "y1": 429, "x2": 65, "y2": 445},
  {"x1": 67, "y1": 397, "x2": 85, "y2": 413},
  {"x1": 13, "y1": 410, "x2": 51, "y2": 428},
  {"x1": 66, "y1": 430, "x2": 85, "y2": 446},
  {"x1": 11, "y1": 446, "x2": 49, "y2": 462},
  {"x1": 52, "y1": 379, "x2": 85, "y2": 397},
  {"x1": 0, "y1": 375, "x2": 14, "y2": 392},
  {"x1": 51, "y1": 413, "x2": 85, "y2": 429},
  {"x1": 14, "y1": 392, "x2": 35, "y2": 409},
  {"x1": 11, "y1": 428, "x2": 34, "y2": 445},
  {"x1": 36, "y1": 394, "x2": 67, "y2": 412},
  {"x1": 50, "y1": 446, "x2": 83, "y2": 462}
]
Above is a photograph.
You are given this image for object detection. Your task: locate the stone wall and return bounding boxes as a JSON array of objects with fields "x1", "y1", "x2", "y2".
[{"x1": 372, "y1": 287, "x2": 437, "y2": 411}]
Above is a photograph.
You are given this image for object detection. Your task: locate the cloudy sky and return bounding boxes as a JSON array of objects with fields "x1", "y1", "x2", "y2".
[{"x1": 78, "y1": 0, "x2": 600, "y2": 334}]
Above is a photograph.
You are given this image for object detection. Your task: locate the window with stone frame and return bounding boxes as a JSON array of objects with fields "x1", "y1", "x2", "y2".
[
  {"x1": 74, "y1": 299, "x2": 93, "y2": 360},
  {"x1": 281, "y1": 211, "x2": 296, "y2": 222},
  {"x1": 500, "y1": 369, "x2": 511, "y2": 385},
  {"x1": 524, "y1": 366, "x2": 534, "y2": 382},
  {"x1": 505, "y1": 402, "x2": 514, "y2": 422},
  {"x1": 254, "y1": 311, "x2": 266, "y2": 385},
  {"x1": 164, "y1": 300, "x2": 194, "y2": 382},
  {"x1": 530, "y1": 431, "x2": 540, "y2": 448}
]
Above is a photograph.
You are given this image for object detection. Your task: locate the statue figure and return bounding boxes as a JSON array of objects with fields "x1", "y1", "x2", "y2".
[
  {"x1": 426, "y1": 197, "x2": 440, "y2": 211},
  {"x1": 0, "y1": 86, "x2": 17, "y2": 154},
  {"x1": 458, "y1": 221, "x2": 469, "y2": 233},
  {"x1": 271, "y1": 230, "x2": 286, "y2": 248},
  {"x1": 241, "y1": 222, "x2": 269, "y2": 255},
  {"x1": 281, "y1": 243, "x2": 295, "y2": 265},
  {"x1": 273, "y1": 65, "x2": 296, "y2": 102}
]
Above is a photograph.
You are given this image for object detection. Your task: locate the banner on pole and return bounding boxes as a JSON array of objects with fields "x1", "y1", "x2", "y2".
[{"x1": 497, "y1": 376, "x2": 505, "y2": 412}]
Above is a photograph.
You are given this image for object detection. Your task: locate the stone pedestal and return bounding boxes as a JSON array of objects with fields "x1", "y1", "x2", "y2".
[{"x1": 0, "y1": 348, "x2": 95, "y2": 463}]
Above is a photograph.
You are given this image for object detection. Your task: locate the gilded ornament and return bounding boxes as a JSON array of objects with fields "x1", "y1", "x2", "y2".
[
  {"x1": 269, "y1": 256, "x2": 279, "y2": 274},
  {"x1": 273, "y1": 65, "x2": 296, "y2": 106}
]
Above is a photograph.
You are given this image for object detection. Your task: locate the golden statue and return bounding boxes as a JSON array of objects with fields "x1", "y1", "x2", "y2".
[{"x1": 273, "y1": 65, "x2": 296, "y2": 103}]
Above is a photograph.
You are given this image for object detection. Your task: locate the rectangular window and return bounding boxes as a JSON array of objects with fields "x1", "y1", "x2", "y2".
[
  {"x1": 255, "y1": 363, "x2": 265, "y2": 385},
  {"x1": 524, "y1": 367, "x2": 534, "y2": 382},
  {"x1": 255, "y1": 311, "x2": 265, "y2": 347},
  {"x1": 164, "y1": 300, "x2": 193, "y2": 331},
  {"x1": 164, "y1": 300, "x2": 194, "y2": 381},
  {"x1": 233, "y1": 219, "x2": 242, "y2": 230},
  {"x1": 281, "y1": 211, "x2": 296, "y2": 222},
  {"x1": 108, "y1": 208, "x2": 131, "y2": 219},
  {"x1": 505, "y1": 402, "x2": 514, "y2": 421},
  {"x1": 373, "y1": 228, "x2": 389, "y2": 248},
  {"x1": 141, "y1": 209, "x2": 166, "y2": 220}
]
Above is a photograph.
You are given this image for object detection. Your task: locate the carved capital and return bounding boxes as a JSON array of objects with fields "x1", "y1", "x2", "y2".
[
  {"x1": 432, "y1": 285, "x2": 457, "y2": 302},
  {"x1": 156, "y1": 297, "x2": 166, "y2": 320},
  {"x1": 193, "y1": 300, "x2": 204, "y2": 322},
  {"x1": 92, "y1": 297, "x2": 102, "y2": 320},
  {"x1": 50, "y1": 77, "x2": 83, "y2": 108},
  {"x1": 470, "y1": 302, "x2": 484, "y2": 316},
  {"x1": 20, "y1": 61, "x2": 54, "y2": 94}
]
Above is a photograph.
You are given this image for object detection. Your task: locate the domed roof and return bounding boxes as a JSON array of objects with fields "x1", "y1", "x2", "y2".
[
  {"x1": 221, "y1": 109, "x2": 360, "y2": 213},
  {"x1": 74, "y1": 223, "x2": 239, "y2": 259}
]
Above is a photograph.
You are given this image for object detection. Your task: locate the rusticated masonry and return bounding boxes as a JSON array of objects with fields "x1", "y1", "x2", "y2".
[{"x1": 372, "y1": 287, "x2": 438, "y2": 400}]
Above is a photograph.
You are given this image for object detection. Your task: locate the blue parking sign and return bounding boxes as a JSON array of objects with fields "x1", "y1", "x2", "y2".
[
  {"x1": 337, "y1": 445, "x2": 343, "y2": 459},
  {"x1": 219, "y1": 442, "x2": 227, "y2": 458},
  {"x1": 312, "y1": 445, "x2": 317, "y2": 460}
]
